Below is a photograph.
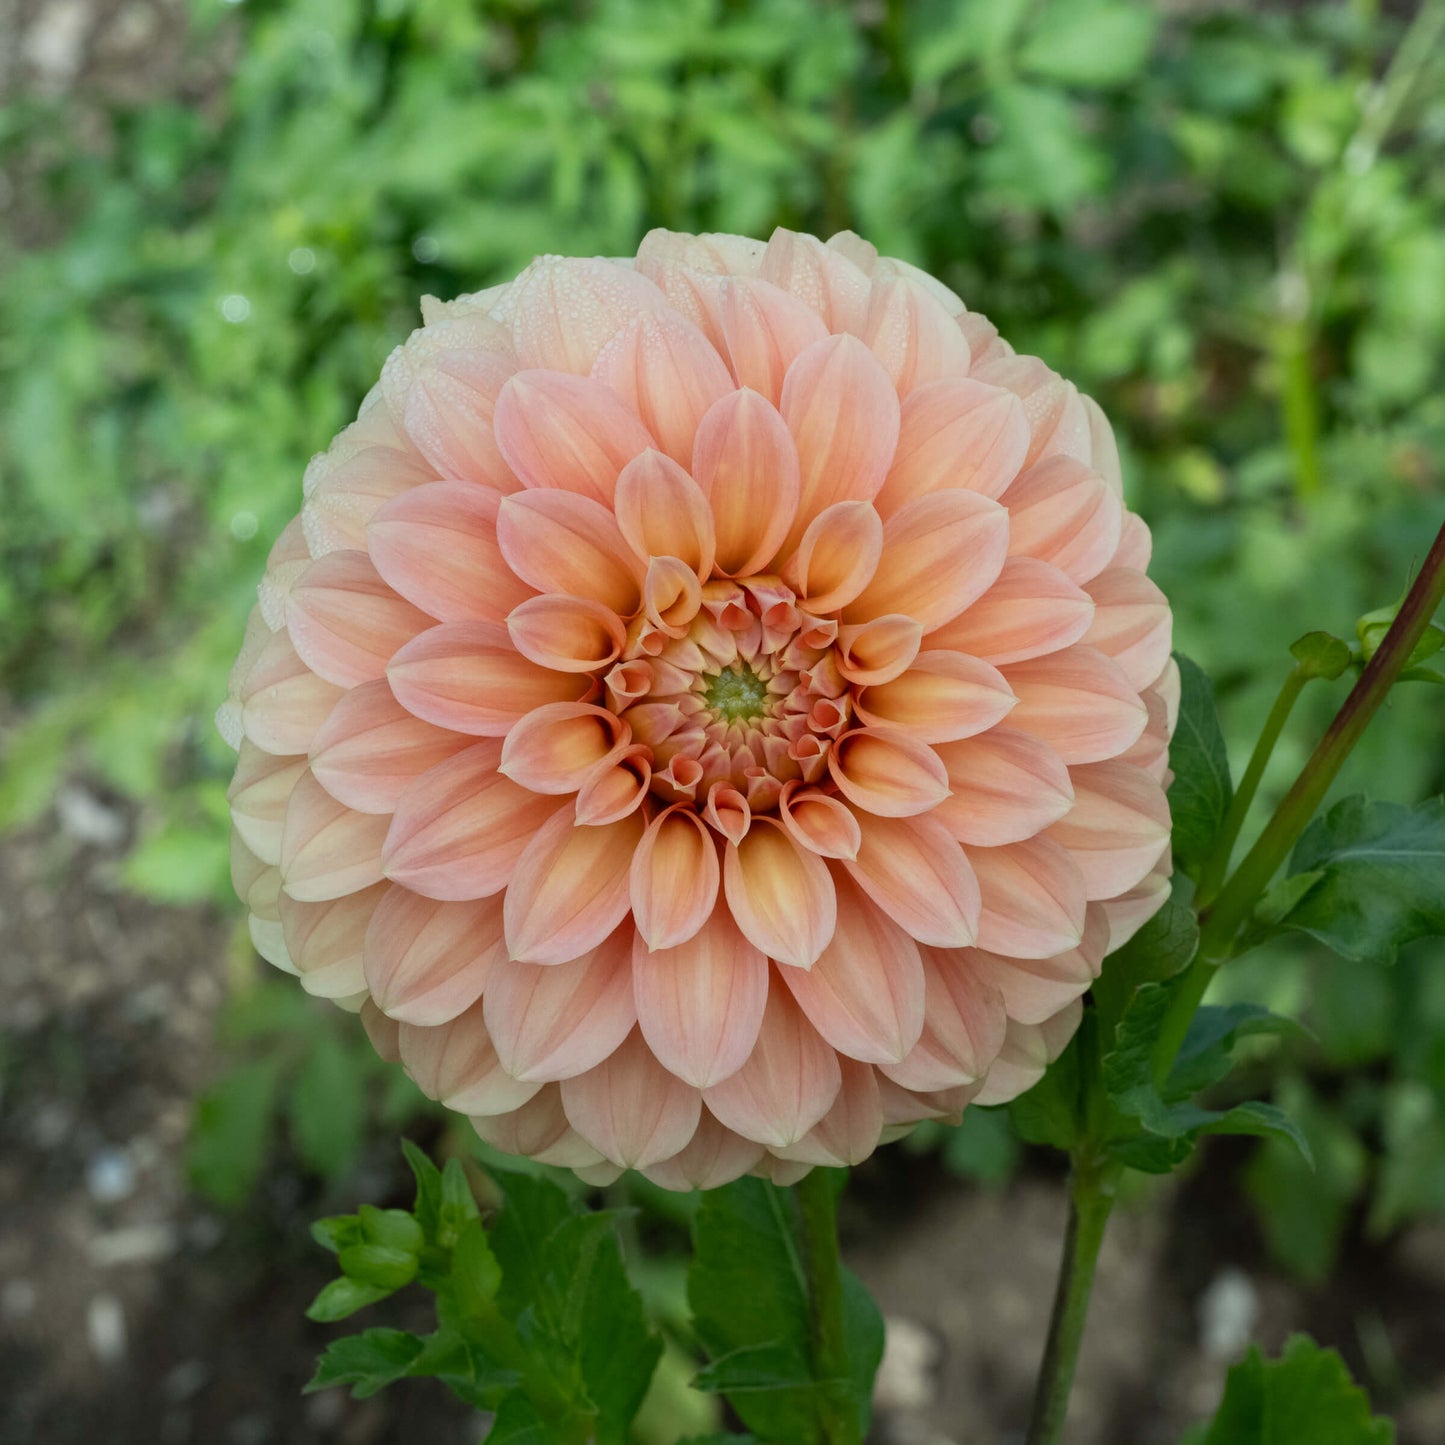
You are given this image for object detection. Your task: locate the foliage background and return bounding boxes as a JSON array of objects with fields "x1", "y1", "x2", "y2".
[{"x1": 1, "y1": 0, "x2": 1443, "y2": 1439}]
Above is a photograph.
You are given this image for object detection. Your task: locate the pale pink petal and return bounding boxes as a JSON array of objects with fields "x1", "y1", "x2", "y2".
[
  {"x1": 494, "y1": 369, "x2": 654, "y2": 504},
  {"x1": 957, "y1": 308, "x2": 1011, "y2": 365},
  {"x1": 361, "y1": 999, "x2": 402, "y2": 1063},
  {"x1": 364, "y1": 887, "x2": 504, "y2": 1024},
  {"x1": 484, "y1": 927, "x2": 637, "y2": 1081},
  {"x1": 781, "y1": 875, "x2": 925, "y2": 1064},
  {"x1": 835, "y1": 615, "x2": 924, "y2": 687},
  {"x1": 633, "y1": 903, "x2": 768, "y2": 1087},
  {"x1": 388, "y1": 620, "x2": 586, "y2": 736},
  {"x1": 228, "y1": 741, "x2": 306, "y2": 864},
  {"x1": 231, "y1": 828, "x2": 279, "y2": 916},
  {"x1": 703, "y1": 977, "x2": 843, "y2": 1148},
  {"x1": 874, "y1": 378, "x2": 1028, "y2": 516},
  {"x1": 965, "y1": 904, "x2": 1109, "y2": 1025},
  {"x1": 382, "y1": 743, "x2": 559, "y2": 900},
  {"x1": 843, "y1": 812, "x2": 980, "y2": 948},
  {"x1": 1046, "y1": 760, "x2": 1171, "y2": 900},
  {"x1": 368, "y1": 481, "x2": 533, "y2": 623},
  {"x1": 759, "y1": 227, "x2": 872, "y2": 334},
  {"x1": 875, "y1": 1072, "x2": 967, "y2": 1130},
  {"x1": 641, "y1": 1109, "x2": 766, "y2": 1190},
  {"x1": 933, "y1": 727, "x2": 1075, "y2": 847},
  {"x1": 399, "y1": 1001, "x2": 543, "y2": 1116},
  {"x1": 308, "y1": 679, "x2": 472, "y2": 814},
  {"x1": 722, "y1": 818, "x2": 837, "y2": 969},
  {"x1": 496, "y1": 489, "x2": 642, "y2": 615},
  {"x1": 506, "y1": 256, "x2": 669, "y2": 373},
  {"x1": 881, "y1": 946, "x2": 1007, "y2": 1093},
  {"x1": 775, "y1": 1058, "x2": 884, "y2": 1166},
  {"x1": 613, "y1": 449, "x2": 716, "y2": 575},
  {"x1": 471, "y1": 1085, "x2": 606, "y2": 1167},
  {"x1": 964, "y1": 835, "x2": 1088, "y2": 959},
  {"x1": 256, "y1": 517, "x2": 311, "y2": 630},
  {"x1": 503, "y1": 809, "x2": 646, "y2": 965},
  {"x1": 279, "y1": 770, "x2": 389, "y2": 903},
  {"x1": 854, "y1": 650, "x2": 1015, "y2": 743},
  {"x1": 844, "y1": 489, "x2": 1009, "y2": 630},
  {"x1": 718, "y1": 277, "x2": 830, "y2": 402},
  {"x1": 302, "y1": 444, "x2": 438, "y2": 557},
  {"x1": 778, "y1": 783, "x2": 861, "y2": 860},
  {"x1": 781, "y1": 500, "x2": 884, "y2": 613},
  {"x1": 560, "y1": 1030, "x2": 703, "y2": 1169},
  {"x1": 692, "y1": 388, "x2": 800, "y2": 576},
  {"x1": 972, "y1": 1001, "x2": 1083, "y2": 1106},
  {"x1": 278, "y1": 884, "x2": 385, "y2": 998},
  {"x1": 1098, "y1": 854, "x2": 1173, "y2": 951},
  {"x1": 499, "y1": 703, "x2": 628, "y2": 794},
  {"x1": 780, "y1": 334, "x2": 900, "y2": 545},
  {"x1": 1112, "y1": 512, "x2": 1153, "y2": 571},
  {"x1": 506, "y1": 594, "x2": 627, "y2": 673},
  {"x1": 1002, "y1": 456, "x2": 1123, "y2": 584},
  {"x1": 929, "y1": 556, "x2": 1095, "y2": 665},
  {"x1": 1082, "y1": 568, "x2": 1173, "y2": 691},
  {"x1": 592, "y1": 312, "x2": 734, "y2": 465},
  {"x1": 974, "y1": 355, "x2": 1090, "y2": 468},
  {"x1": 1081, "y1": 393, "x2": 1123, "y2": 493},
  {"x1": 574, "y1": 746, "x2": 653, "y2": 825},
  {"x1": 861, "y1": 278, "x2": 972, "y2": 394},
  {"x1": 643, "y1": 556, "x2": 703, "y2": 638},
  {"x1": 827, "y1": 727, "x2": 950, "y2": 818},
  {"x1": 1001, "y1": 645, "x2": 1148, "y2": 765},
  {"x1": 631, "y1": 805, "x2": 722, "y2": 951},
  {"x1": 240, "y1": 630, "x2": 344, "y2": 757}
]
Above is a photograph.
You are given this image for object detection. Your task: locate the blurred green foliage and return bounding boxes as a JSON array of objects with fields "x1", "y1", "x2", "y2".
[{"x1": 3, "y1": 0, "x2": 1444, "y2": 1278}]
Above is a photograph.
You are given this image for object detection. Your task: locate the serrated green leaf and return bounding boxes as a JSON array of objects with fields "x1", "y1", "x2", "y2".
[
  {"x1": 1194, "y1": 1334, "x2": 1394, "y2": 1443},
  {"x1": 452, "y1": 1218, "x2": 503, "y2": 1311},
  {"x1": 694, "y1": 1341, "x2": 813, "y2": 1395},
  {"x1": 305, "y1": 1276, "x2": 395, "y2": 1323},
  {"x1": 401, "y1": 1140, "x2": 444, "y2": 1241},
  {"x1": 1169, "y1": 1004, "x2": 1305, "y2": 1097},
  {"x1": 1282, "y1": 796, "x2": 1445, "y2": 963},
  {"x1": 1201, "y1": 1101, "x2": 1313, "y2": 1169},
  {"x1": 576, "y1": 1229, "x2": 663, "y2": 1442},
  {"x1": 485, "y1": 1391, "x2": 551, "y2": 1444},
  {"x1": 1167, "y1": 654, "x2": 1233, "y2": 874},
  {"x1": 438, "y1": 1156, "x2": 481, "y2": 1247},
  {"x1": 1092, "y1": 892, "x2": 1199, "y2": 1042},
  {"x1": 305, "y1": 1327, "x2": 425, "y2": 1398}
]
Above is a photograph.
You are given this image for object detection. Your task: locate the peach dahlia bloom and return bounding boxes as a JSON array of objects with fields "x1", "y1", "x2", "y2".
[{"x1": 219, "y1": 229, "x2": 1176, "y2": 1189}]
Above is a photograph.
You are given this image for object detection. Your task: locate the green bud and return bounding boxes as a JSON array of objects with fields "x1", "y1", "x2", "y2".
[
  {"x1": 310, "y1": 1214, "x2": 362, "y2": 1255},
  {"x1": 1288, "y1": 630, "x2": 1352, "y2": 680},
  {"x1": 338, "y1": 1243, "x2": 420, "y2": 1291},
  {"x1": 359, "y1": 1204, "x2": 425, "y2": 1254}
]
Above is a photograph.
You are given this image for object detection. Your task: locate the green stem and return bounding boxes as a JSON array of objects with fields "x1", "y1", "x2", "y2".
[
  {"x1": 1024, "y1": 1160, "x2": 1120, "y2": 1445},
  {"x1": 795, "y1": 1170, "x2": 860, "y2": 1445},
  {"x1": 1199, "y1": 518, "x2": 1445, "y2": 962},
  {"x1": 1196, "y1": 667, "x2": 1309, "y2": 907}
]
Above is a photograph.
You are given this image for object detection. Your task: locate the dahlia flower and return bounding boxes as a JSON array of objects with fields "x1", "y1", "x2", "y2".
[{"x1": 220, "y1": 228, "x2": 1176, "y2": 1189}]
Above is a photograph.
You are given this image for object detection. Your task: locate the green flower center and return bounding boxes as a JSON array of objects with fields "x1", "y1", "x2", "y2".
[{"x1": 704, "y1": 663, "x2": 768, "y2": 722}]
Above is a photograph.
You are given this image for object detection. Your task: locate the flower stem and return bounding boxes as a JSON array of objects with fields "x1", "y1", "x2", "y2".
[
  {"x1": 795, "y1": 1169, "x2": 861, "y2": 1445},
  {"x1": 1024, "y1": 1159, "x2": 1120, "y2": 1445},
  {"x1": 1198, "y1": 518, "x2": 1445, "y2": 962}
]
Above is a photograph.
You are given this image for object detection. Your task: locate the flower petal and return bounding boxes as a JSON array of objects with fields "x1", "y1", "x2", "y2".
[
  {"x1": 853, "y1": 650, "x2": 1015, "y2": 743},
  {"x1": 470, "y1": 1085, "x2": 606, "y2": 1166},
  {"x1": 933, "y1": 727, "x2": 1075, "y2": 847},
  {"x1": 398, "y1": 1001, "x2": 543, "y2": 1116},
  {"x1": 228, "y1": 741, "x2": 306, "y2": 864},
  {"x1": 964, "y1": 835, "x2": 1087, "y2": 959},
  {"x1": 1082, "y1": 568, "x2": 1173, "y2": 691},
  {"x1": 842, "y1": 812, "x2": 980, "y2": 948},
  {"x1": 774, "y1": 1057, "x2": 884, "y2": 1166},
  {"x1": 723, "y1": 818, "x2": 837, "y2": 969},
  {"x1": 1045, "y1": 760, "x2": 1171, "y2": 899},
  {"x1": 964, "y1": 903, "x2": 1109, "y2": 1026},
  {"x1": 240, "y1": 630, "x2": 344, "y2": 757},
  {"x1": 972, "y1": 1002, "x2": 1083, "y2": 1106},
  {"x1": 1001, "y1": 645, "x2": 1148, "y2": 765},
  {"x1": 861, "y1": 277, "x2": 972, "y2": 395},
  {"x1": 613, "y1": 449, "x2": 716, "y2": 575},
  {"x1": 641, "y1": 1109, "x2": 766, "y2": 1190},
  {"x1": 499, "y1": 702, "x2": 629, "y2": 794},
  {"x1": 827, "y1": 727, "x2": 950, "y2": 818},
  {"x1": 718, "y1": 276, "x2": 830, "y2": 403},
  {"x1": 835, "y1": 615, "x2": 924, "y2": 686},
  {"x1": 781, "y1": 500, "x2": 884, "y2": 614},
  {"x1": 496, "y1": 488, "x2": 642, "y2": 615},
  {"x1": 880, "y1": 946, "x2": 1008, "y2": 1092},
  {"x1": 778, "y1": 782, "x2": 861, "y2": 860},
  {"x1": 1002, "y1": 456, "x2": 1122, "y2": 584},
  {"x1": 506, "y1": 255, "x2": 669, "y2": 373},
  {"x1": 506, "y1": 594, "x2": 627, "y2": 673},
  {"x1": 278, "y1": 884, "x2": 385, "y2": 998},
  {"x1": 279, "y1": 770, "x2": 389, "y2": 903},
  {"x1": 631, "y1": 805, "x2": 722, "y2": 951},
  {"x1": 929, "y1": 556, "x2": 1094, "y2": 665},
  {"x1": 760, "y1": 227, "x2": 872, "y2": 334}
]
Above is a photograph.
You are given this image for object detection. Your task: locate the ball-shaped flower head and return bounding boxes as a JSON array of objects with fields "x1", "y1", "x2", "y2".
[{"x1": 220, "y1": 229, "x2": 1177, "y2": 1189}]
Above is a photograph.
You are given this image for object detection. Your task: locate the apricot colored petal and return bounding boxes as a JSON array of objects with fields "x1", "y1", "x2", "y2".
[
  {"x1": 496, "y1": 488, "x2": 642, "y2": 615},
  {"x1": 964, "y1": 904, "x2": 1109, "y2": 1026},
  {"x1": 369, "y1": 481, "x2": 532, "y2": 624},
  {"x1": 278, "y1": 884, "x2": 385, "y2": 998},
  {"x1": 228, "y1": 741, "x2": 306, "y2": 864},
  {"x1": 964, "y1": 834, "x2": 1088, "y2": 959},
  {"x1": 778, "y1": 782, "x2": 861, "y2": 860},
  {"x1": 781, "y1": 875, "x2": 925, "y2": 1065},
  {"x1": 613, "y1": 449, "x2": 715, "y2": 575},
  {"x1": 506, "y1": 594, "x2": 626, "y2": 673},
  {"x1": 364, "y1": 887, "x2": 505, "y2": 1025},
  {"x1": 780, "y1": 334, "x2": 900, "y2": 546},
  {"x1": 929, "y1": 556, "x2": 1094, "y2": 666},
  {"x1": 471, "y1": 1085, "x2": 606, "y2": 1166},
  {"x1": 308, "y1": 678, "x2": 472, "y2": 814},
  {"x1": 828, "y1": 727, "x2": 949, "y2": 818},
  {"x1": 880, "y1": 946, "x2": 1007, "y2": 1092},
  {"x1": 1047, "y1": 760, "x2": 1171, "y2": 900},
  {"x1": 1003, "y1": 456, "x2": 1122, "y2": 584},
  {"x1": 782, "y1": 500, "x2": 883, "y2": 613},
  {"x1": 494, "y1": 369, "x2": 654, "y2": 505},
  {"x1": 1099, "y1": 857, "x2": 1172, "y2": 951},
  {"x1": 843, "y1": 812, "x2": 980, "y2": 948},
  {"x1": 1112, "y1": 512, "x2": 1153, "y2": 572},
  {"x1": 383, "y1": 742, "x2": 558, "y2": 900},
  {"x1": 1082, "y1": 568, "x2": 1173, "y2": 691},
  {"x1": 641, "y1": 1110, "x2": 766, "y2": 1190},
  {"x1": 643, "y1": 555, "x2": 703, "y2": 637},
  {"x1": 854, "y1": 650, "x2": 1015, "y2": 743},
  {"x1": 775, "y1": 1058, "x2": 884, "y2": 1167},
  {"x1": 874, "y1": 378, "x2": 1028, "y2": 516},
  {"x1": 759, "y1": 227, "x2": 872, "y2": 334},
  {"x1": 631, "y1": 805, "x2": 721, "y2": 951},
  {"x1": 1001, "y1": 645, "x2": 1148, "y2": 765},
  {"x1": 499, "y1": 702, "x2": 627, "y2": 794},
  {"x1": 503, "y1": 809, "x2": 646, "y2": 965},
  {"x1": 861, "y1": 277, "x2": 972, "y2": 395},
  {"x1": 703, "y1": 978, "x2": 843, "y2": 1149},
  {"x1": 692, "y1": 388, "x2": 800, "y2": 577},
  {"x1": 933, "y1": 727, "x2": 1075, "y2": 847},
  {"x1": 399, "y1": 1002, "x2": 542, "y2": 1116},
  {"x1": 560, "y1": 1030, "x2": 703, "y2": 1169},
  {"x1": 718, "y1": 276, "x2": 830, "y2": 403},
  {"x1": 483, "y1": 928, "x2": 637, "y2": 1081},
  {"x1": 835, "y1": 614, "x2": 924, "y2": 687},
  {"x1": 286, "y1": 551, "x2": 432, "y2": 689},
  {"x1": 633, "y1": 904, "x2": 768, "y2": 1087},
  {"x1": 388, "y1": 619, "x2": 585, "y2": 736},
  {"x1": 240, "y1": 630, "x2": 344, "y2": 757},
  {"x1": 972, "y1": 1001, "x2": 1083, "y2": 1106},
  {"x1": 279, "y1": 770, "x2": 389, "y2": 903},
  {"x1": 723, "y1": 818, "x2": 837, "y2": 969},
  {"x1": 301, "y1": 443, "x2": 436, "y2": 557},
  {"x1": 361, "y1": 999, "x2": 402, "y2": 1063},
  {"x1": 843, "y1": 488, "x2": 1008, "y2": 630},
  {"x1": 973, "y1": 355, "x2": 1090, "y2": 469}
]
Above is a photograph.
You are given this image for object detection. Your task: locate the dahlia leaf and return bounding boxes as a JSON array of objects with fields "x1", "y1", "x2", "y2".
[
  {"x1": 452, "y1": 1218, "x2": 503, "y2": 1310},
  {"x1": 401, "y1": 1139, "x2": 444, "y2": 1240},
  {"x1": 1200, "y1": 1102, "x2": 1313, "y2": 1169},
  {"x1": 1091, "y1": 892, "x2": 1199, "y2": 1042},
  {"x1": 575, "y1": 1229, "x2": 664, "y2": 1442},
  {"x1": 693, "y1": 1341, "x2": 815, "y2": 1395},
  {"x1": 1279, "y1": 796, "x2": 1445, "y2": 964},
  {"x1": 1009, "y1": 1013, "x2": 1093, "y2": 1152},
  {"x1": 304, "y1": 1326, "x2": 425, "y2": 1398},
  {"x1": 840, "y1": 1265, "x2": 886, "y2": 1437},
  {"x1": 305, "y1": 1275, "x2": 395, "y2": 1323},
  {"x1": 1167, "y1": 654, "x2": 1234, "y2": 874},
  {"x1": 484, "y1": 1390, "x2": 551, "y2": 1444},
  {"x1": 490, "y1": 1170, "x2": 575, "y2": 1322},
  {"x1": 291, "y1": 1031, "x2": 367, "y2": 1182},
  {"x1": 1189, "y1": 1334, "x2": 1394, "y2": 1444},
  {"x1": 438, "y1": 1155, "x2": 482, "y2": 1247}
]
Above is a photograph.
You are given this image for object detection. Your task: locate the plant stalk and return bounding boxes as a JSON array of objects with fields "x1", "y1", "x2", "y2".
[{"x1": 795, "y1": 1170, "x2": 861, "y2": 1445}]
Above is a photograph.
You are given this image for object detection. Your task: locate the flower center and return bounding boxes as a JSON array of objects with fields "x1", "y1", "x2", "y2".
[{"x1": 704, "y1": 663, "x2": 769, "y2": 723}]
